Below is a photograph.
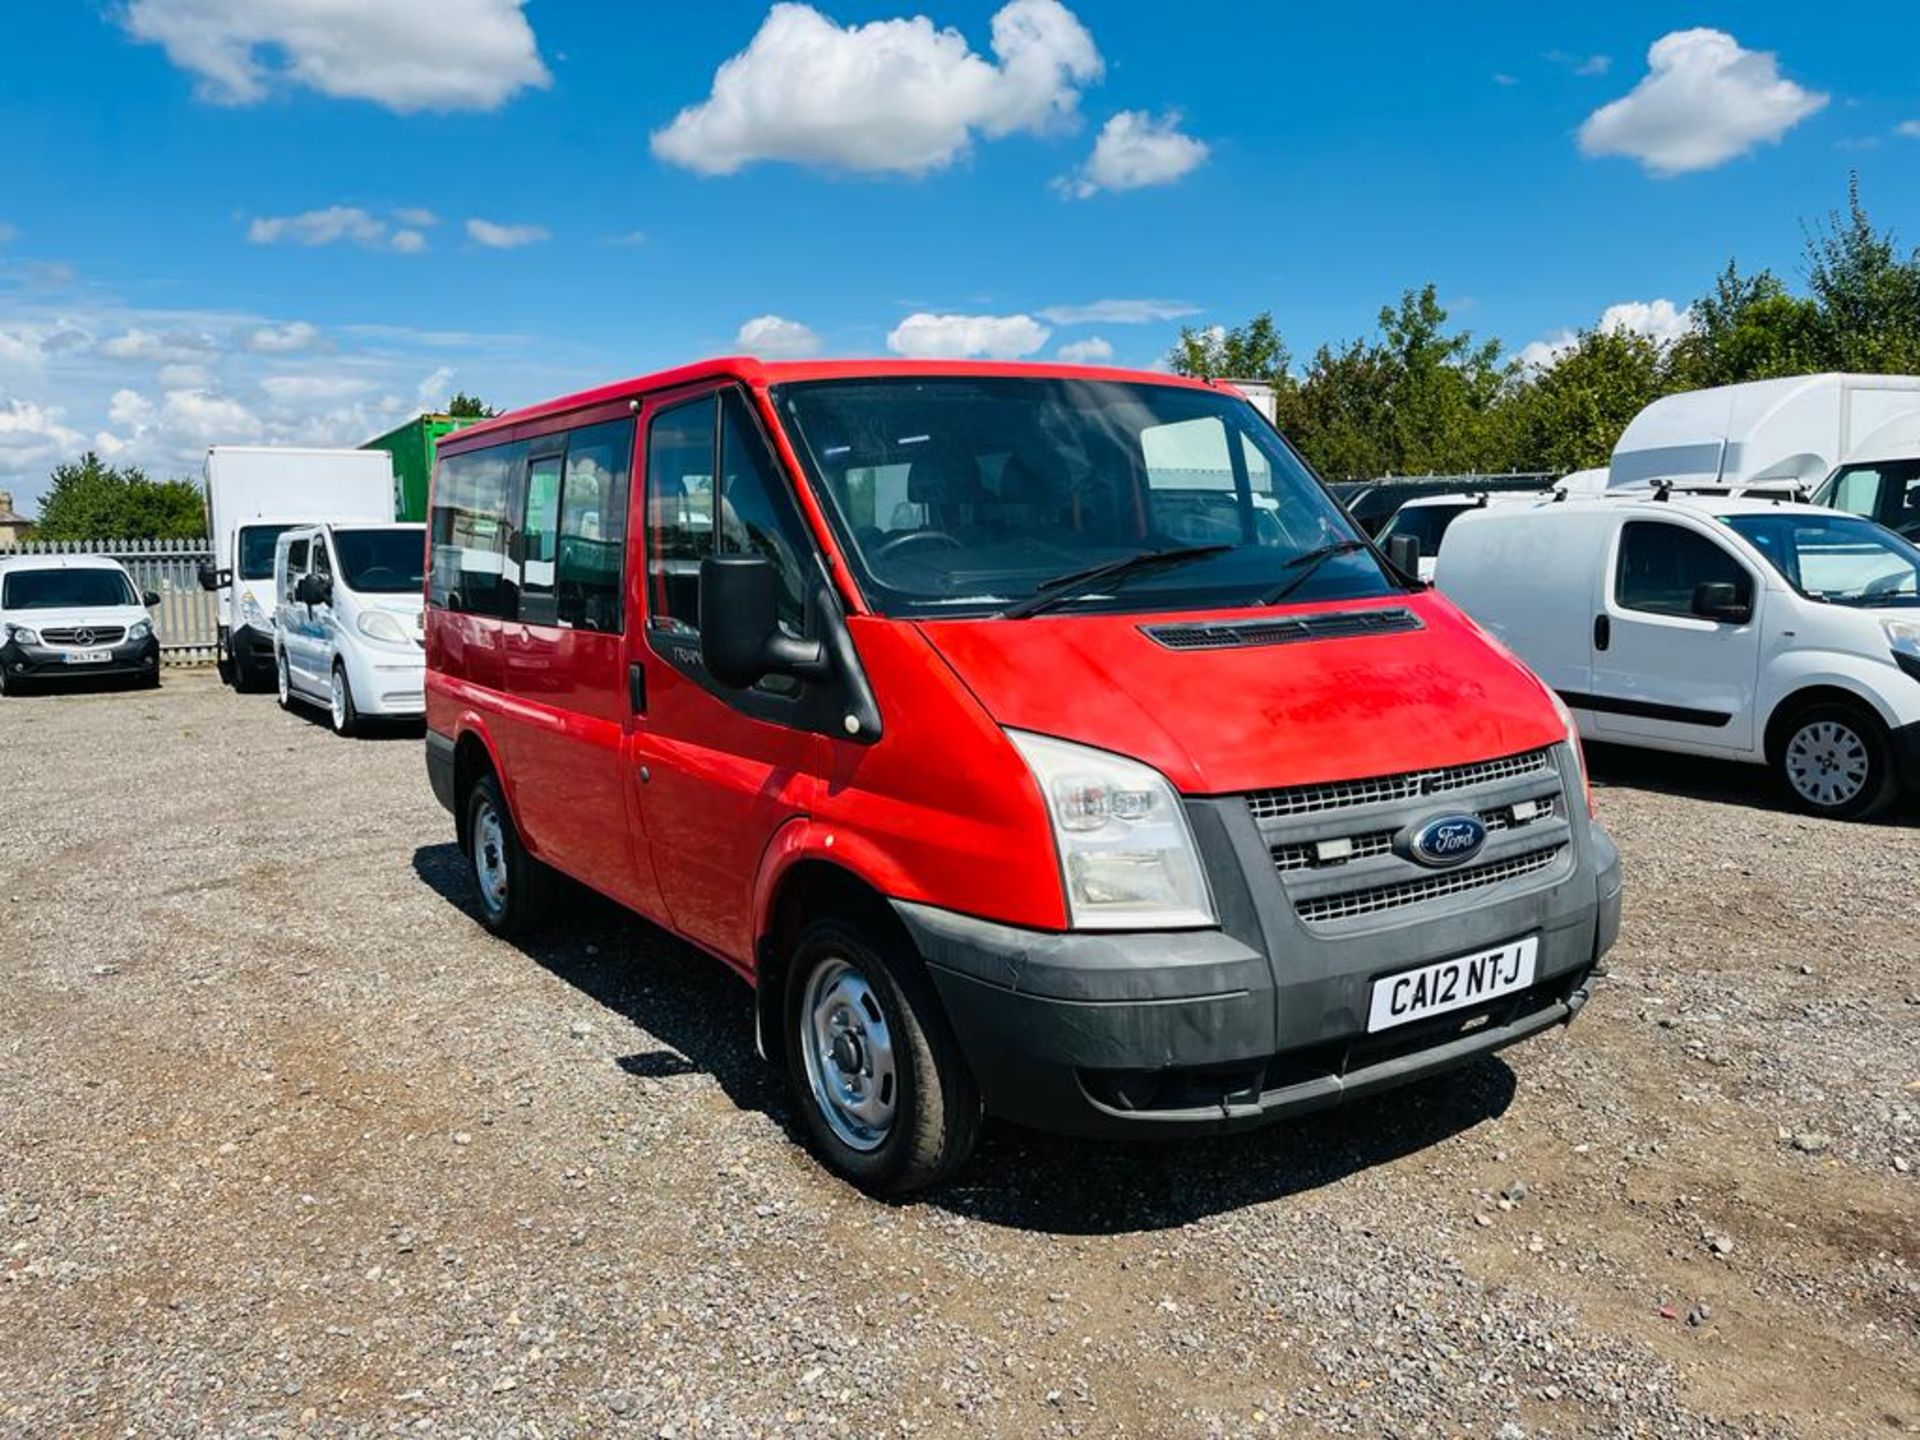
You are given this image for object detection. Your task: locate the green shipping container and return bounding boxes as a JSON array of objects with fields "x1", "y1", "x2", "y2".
[{"x1": 362, "y1": 413, "x2": 483, "y2": 522}]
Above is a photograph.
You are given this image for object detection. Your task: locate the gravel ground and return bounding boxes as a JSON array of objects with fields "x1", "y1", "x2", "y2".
[{"x1": 2, "y1": 669, "x2": 1915, "y2": 1439}]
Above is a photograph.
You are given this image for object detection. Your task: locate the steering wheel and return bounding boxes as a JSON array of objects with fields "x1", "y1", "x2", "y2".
[{"x1": 869, "y1": 530, "x2": 964, "y2": 563}]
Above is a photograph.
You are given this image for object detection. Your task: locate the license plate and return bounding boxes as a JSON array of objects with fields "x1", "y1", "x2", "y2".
[
  {"x1": 1367, "y1": 937, "x2": 1538, "y2": 1033},
  {"x1": 63, "y1": 650, "x2": 111, "y2": 665}
]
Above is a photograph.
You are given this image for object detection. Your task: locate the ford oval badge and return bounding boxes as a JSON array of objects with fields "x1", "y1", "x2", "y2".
[{"x1": 1406, "y1": 814, "x2": 1487, "y2": 868}]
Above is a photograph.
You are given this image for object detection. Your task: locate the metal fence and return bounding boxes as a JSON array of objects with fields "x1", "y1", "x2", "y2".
[{"x1": 0, "y1": 538, "x2": 217, "y2": 666}]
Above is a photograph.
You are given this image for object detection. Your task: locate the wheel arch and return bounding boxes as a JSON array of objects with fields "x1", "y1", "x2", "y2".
[
  {"x1": 450, "y1": 722, "x2": 508, "y2": 852},
  {"x1": 1763, "y1": 682, "x2": 1893, "y2": 765}
]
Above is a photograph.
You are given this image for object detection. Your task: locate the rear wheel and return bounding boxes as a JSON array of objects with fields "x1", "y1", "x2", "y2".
[
  {"x1": 276, "y1": 651, "x2": 294, "y2": 710},
  {"x1": 329, "y1": 663, "x2": 359, "y2": 736},
  {"x1": 783, "y1": 918, "x2": 981, "y2": 1197},
  {"x1": 1774, "y1": 701, "x2": 1899, "y2": 820},
  {"x1": 464, "y1": 773, "x2": 550, "y2": 937}
]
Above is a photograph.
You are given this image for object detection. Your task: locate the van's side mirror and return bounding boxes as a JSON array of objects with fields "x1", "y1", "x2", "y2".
[
  {"x1": 698, "y1": 554, "x2": 832, "y2": 690},
  {"x1": 196, "y1": 563, "x2": 223, "y2": 592},
  {"x1": 142, "y1": 590, "x2": 160, "y2": 608},
  {"x1": 296, "y1": 573, "x2": 332, "y2": 607},
  {"x1": 1386, "y1": 533, "x2": 1422, "y2": 581},
  {"x1": 1691, "y1": 581, "x2": 1751, "y2": 624}
]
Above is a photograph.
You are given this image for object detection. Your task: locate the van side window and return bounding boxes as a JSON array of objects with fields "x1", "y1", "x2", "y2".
[
  {"x1": 284, "y1": 537, "x2": 309, "y2": 600},
  {"x1": 430, "y1": 443, "x2": 522, "y2": 616},
  {"x1": 519, "y1": 451, "x2": 564, "y2": 623},
  {"x1": 556, "y1": 419, "x2": 632, "y2": 632},
  {"x1": 1615, "y1": 520, "x2": 1751, "y2": 618},
  {"x1": 310, "y1": 535, "x2": 331, "y2": 583},
  {"x1": 719, "y1": 389, "x2": 810, "y2": 642},
  {"x1": 646, "y1": 395, "x2": 717, "y2": 634}
]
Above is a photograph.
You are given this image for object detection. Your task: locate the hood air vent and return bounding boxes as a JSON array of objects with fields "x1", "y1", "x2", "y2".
[{"x1": 1142, "y1": 607, "x2": 1423, "y2": 652}]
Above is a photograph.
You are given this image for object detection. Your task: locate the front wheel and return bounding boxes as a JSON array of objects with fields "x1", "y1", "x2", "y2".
[
  {"x1": 783, "y1": 919, "x2": 981, "y2": 1197},
  {"x1": 1774, "y1": 702, "x2": 1900, "y2": 820},
  {"x1": 329, "y1": 663, "x2": 359, "y2": 736},
  {"x1": 276, "y1": 651, "x2": 294, "y2": 710}
]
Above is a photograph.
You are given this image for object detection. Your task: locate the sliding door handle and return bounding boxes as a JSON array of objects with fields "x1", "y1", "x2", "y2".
[
  {"x1": 628, "y1": 662, "x2": 648, "y2": 715},
  {"x1": 1593, "y1": 614, "x2": 1611, "y2": 652}
]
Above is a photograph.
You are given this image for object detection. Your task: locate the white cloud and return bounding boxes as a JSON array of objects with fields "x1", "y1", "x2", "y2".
[
  {"x1": 1493, "y1": 74, "x2": 1519, "y2": 88},
  {"x1": 121, "y1": 0, "x2": 549, "y2": 113},
  {"x1": 1578, "y1": 29, "x2": 1827, "y2": 176},
  {"x1": 735, "y1": 315, "x2": 822, "y2": 359},
  {"x1": 247, "y1": 206, "x2": 424, "y2": 252},
  {"x1": 416, "y1": 367, "x2": 456, "y2": 408},
  {"x1": 606, "y1": 230, "x2": 649, "y2": 248},
  {"x1": 0, "y1": 222, "x2": 16, "y2": 246},
  {"x1": 651, "y1": 0, "x2": 1101, "y2": 177},
  {"x1": 157, "y1": 363, "x2": 212, "y2": 389},
  {"x1": 392, "y1": 208, "x2": 440, "y2": 228},
  {"x1": 260, "y1": 374, "x2": 373, "y2": 403},
  {"x1": 108, "y1": 389, "x2": 156, "y2": 429},
  {"x1": 1038, "y1": 298, "x2": 1199, "y2": 325},
  {"x1": 99, "y1": 327, "x2": 217, "y2": 362},
  {"x1": 1518, "y1": 297, "x2": 1697, "y2": 371},
  {"x1": 1577, "y1": 54, "x2": 1612, "y2": 77},
  {"x1": 1056, "y1": 336, "x2": 1113, "y2": 364},
  {"x1": 887, "y1": 312, "x2": 1050, "y2": 359},
  {"x1": 0, "y1": 397, "x2": 84, "y2": 471},
  {"x1": 465, "y1": 218, "x2": 551, "y2": 249},
  {"x1": 1897, "y1": 120, "x2": 1920, "y2": 140},
  {"x1": 243, "y1": 320, "x2": 319, "y2": 354},
  {"x1": 1057, "y1": 109, "x2": 1208, "y2": 198}
]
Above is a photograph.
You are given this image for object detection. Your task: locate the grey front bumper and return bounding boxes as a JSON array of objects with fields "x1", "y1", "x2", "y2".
[{"x1": 899, "y1": 809, "x2": 1620, "y2": 1140}]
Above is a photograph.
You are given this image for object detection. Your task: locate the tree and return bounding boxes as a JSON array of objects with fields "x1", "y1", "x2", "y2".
[
  {"x1": 34, "y1": 454, "x2": 206, "y2": 541},
  {"x1": 1166, "y1": 312, "x2": 1290, "y2": 385},
  {"x1": 1505, "y1": 328, "x2": 1672, "y2": 473},
  {"x1": 1802, "y1": 174, "x2": 1920, "y2": 372},
  {"x1": 447, "y1": 391, "x2": 498, "y2": 419}
]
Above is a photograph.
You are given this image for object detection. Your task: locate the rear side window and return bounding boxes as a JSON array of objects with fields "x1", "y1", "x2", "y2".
[
  {"x1": 1381, "y1": 503, "x2": 1473, "y2": 555},
  {"x1": 430, "y1": 443, "x2": 522, "y2": 616},
  {"x1": 281, "y1": 537, "x2": 310, "y2": 601},
  {"x1": 518, "y1": 452, "x2": 565, "y2": 623},
  {"x1": 555, "y1": 420, "x2": 632, "y2": 632},
  {"x1": 1615, "y1": 520, "x2": 1751, "y2": 617}
]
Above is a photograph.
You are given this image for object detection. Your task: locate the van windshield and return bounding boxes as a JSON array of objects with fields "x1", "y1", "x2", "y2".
[
  {"x1": 238, "y1": 524, "x2": 295, "y2": 580},
  {"x1": 774, "y1": 376, "x2": 1392, "y2": 618},
  {"x1": 2, "y1": 567, "x2": 137, "y2": 609},
  {"x1": 1723, "y1": 512, "x2": 1920, "y2": 607},
  {"x1": 334, "y1": 528, "x2": 426, "y2": 594}
]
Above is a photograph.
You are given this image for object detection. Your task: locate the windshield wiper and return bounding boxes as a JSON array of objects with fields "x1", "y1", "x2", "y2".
[
  {"x1": 1001, "y1": 544, "x2": 1232, "y2": 619},
  {"x1": 1260, "y1": 540, "x2": 1372, "y2": 606}
]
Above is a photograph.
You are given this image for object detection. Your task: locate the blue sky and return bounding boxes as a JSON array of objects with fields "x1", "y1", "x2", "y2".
[{"x1": 1, "y1": 0, "x2": 1917, "y2": 508}]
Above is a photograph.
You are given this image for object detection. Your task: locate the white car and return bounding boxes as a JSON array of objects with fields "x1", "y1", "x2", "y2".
[
  {"x1": 272, "y1": 523, "x2": 426, "y2": 734},
  {"x1": 0, "y1": 554, "x2": 161, "y2": 695},
  {"x1": 1436, "y1": 493, "x2": 1920, "y2": 819}
]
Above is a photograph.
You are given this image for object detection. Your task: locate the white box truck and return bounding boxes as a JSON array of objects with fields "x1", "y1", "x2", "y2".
[
  {"x1": 1609, "y1": 372, "x2": 1920, "y2": 494},
  {"x1": 200, "y1": 447, "x2": 394, "y2": 690}
]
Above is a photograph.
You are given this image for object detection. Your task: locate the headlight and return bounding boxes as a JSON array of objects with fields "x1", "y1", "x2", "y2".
[
  {"x1": 1008, "y1": 730, "x2": 1215, "y2": 930},
  {"x1": 1548, "y1": 690, "x2": 1594, "y2": 818},
  {"x1": 239, "y1": 591, "x2": 267, "y2": 626},
  {"x1": 6, "y1": 624, "x2": 39, "y2": 645},
  {"x1": 1884, "y1": 618, "x2": 1920, "y2": 670},
  {"x1": 128, "y1": 620, "x2": 152, "y2": 642},
  {"x1": 357, "y1": 609, "x2": 411, "y2": 644}
]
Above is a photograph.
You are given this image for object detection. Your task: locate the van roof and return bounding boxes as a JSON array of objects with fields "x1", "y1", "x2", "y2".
[
  {"x1": 444, "y1": 356, "x2": 1228, "y2": 450},
  {"x1": 1476, "y1": 492, "x2": 1834, "y2": 523},
  {"x1": 0, "y1": 553, "x2": 129, "y2": 572}
]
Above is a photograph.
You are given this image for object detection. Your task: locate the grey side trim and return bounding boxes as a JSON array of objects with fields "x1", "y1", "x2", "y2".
[{"x1": 1610, "y1": 440, "x2": 1738, "y2": 487}]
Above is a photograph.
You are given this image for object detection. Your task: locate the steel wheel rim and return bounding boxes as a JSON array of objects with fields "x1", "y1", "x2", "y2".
[
  {"x1": 800, "y1": 957, "x2": 897, "y2": 1153},
  {"x1": 472, "y1": 801, "x2": 510, "y2": 915},
  {"x1": 1785, "y1": 720, "x2": 1869, "y2": 808},
  {"x1": 330, "y1": 670, "x2": 347, "y2": 730},
  {"x1": 277, "y1": 654, "x2": 290, "y2": 704}
]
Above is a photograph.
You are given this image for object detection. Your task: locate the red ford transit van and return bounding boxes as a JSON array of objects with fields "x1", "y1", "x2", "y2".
[{"x1": 424, "y1": 359, "x2": 1621, "y2": 1195}]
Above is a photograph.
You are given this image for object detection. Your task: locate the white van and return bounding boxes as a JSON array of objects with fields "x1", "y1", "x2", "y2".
[
  {"x1": 0, "y1": 555, "x2": 162, "y2": 695},
  {"x1": 272, "y1": 523, "x2": 426, "y2": 734},
  {"x1": 1377, "y1": 490, "x2": 1559, "y2": 582},
  {"x1": 1436, "y1": 494, "x2": 1920, "y2": 819},
  {"x1": 201, "y1": 447, "x2": 394, "y2": 692}
]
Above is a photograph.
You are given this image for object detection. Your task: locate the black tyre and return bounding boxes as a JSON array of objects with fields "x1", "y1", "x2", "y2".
[
  {"x1": 329, "y1": 662, "x2": 360, "y2": 737},
  {"x1": 276, "y1": 651, "x2": 295, "y2": 710},
  {"x1": 1773, "y1": 700, "x2": 1900, "y2": 820},
  {"x1": 216, "y1": 638, "x2": 236, "y2": 688},
  {"x1": 783, "y1": 918, "x2": 982, "y2": 1197},
  {"x1": 0, "y1": 666, "x2": 26, "y2": 697},
  {"x1": 464, "y1": 773, "x2": 551, "y2": 937}
]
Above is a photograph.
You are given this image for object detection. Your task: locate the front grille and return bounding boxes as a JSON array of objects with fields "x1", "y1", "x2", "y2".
[
  {"x1": 1143, "y1": 607, "x2": 1422, "y2": 652},
  {"x1": 40, "y1": 626, "x2": 126, "y2": 646},
  {"x1": 1293, "y1": 845, "x2": 1564, "y2": 924},
  {"x1": 1247, "y1": 748, "x2": 1552, "y2": 821},
  {"x1": 1270, "y1": 796, "x2": 1557, "y2": 873}
]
